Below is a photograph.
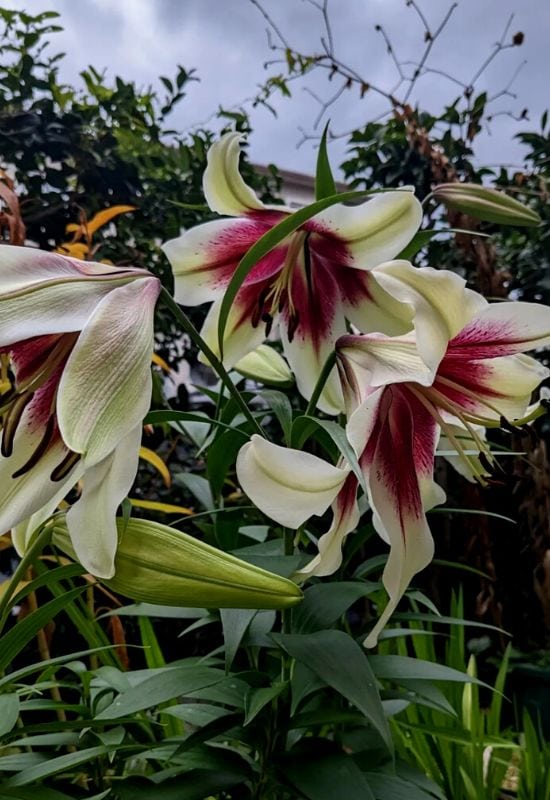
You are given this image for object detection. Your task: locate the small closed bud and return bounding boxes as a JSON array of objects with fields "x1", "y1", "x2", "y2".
[
  {"x1": 433, "y1": 183, "x2": 541, "y2": 227},
  {"x1": 52, "y1": 517, "x2": 302, "y2": 610},
  {"x1": 234, "y1": 344, "x2": 294, "y2": 387}
]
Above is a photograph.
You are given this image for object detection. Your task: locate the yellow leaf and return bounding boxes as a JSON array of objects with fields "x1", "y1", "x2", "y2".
[
  {"x1": 87, "y1": 205, "x2": 136, "y2": 235},
  {"x1": 139, "y1": 446, "x2": 171, "y2": 488},
  {"x1": 56, "y1": 242, "x2": 89, "y2": 259},
  {"x1": 0, "y1": 532, "x2": 13, "y2": 551},
  {"x1": 152, "y1": 352, "x2": 171, "y2": 373},
  {"x1": 0, "y1": 579, "x2": 28, "y2": 600},
  {"x1": 65, "y1": 222, "x2": 81, "y2": 234},
  {"x1": 128, "y1": 498, "x2": 194, "y2": 515}
]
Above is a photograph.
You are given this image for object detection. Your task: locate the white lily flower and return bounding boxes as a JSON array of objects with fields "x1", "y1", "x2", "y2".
[{"x1": 0, "y1": 245, "x2": 161, "y2": 577}]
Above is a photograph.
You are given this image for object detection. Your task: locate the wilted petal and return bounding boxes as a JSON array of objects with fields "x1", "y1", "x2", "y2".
[
  {"x1": 57, "y1": 277, "x2": 160, "y2": 466},
  {"x1": 296, "y1": 473, "x2": 360, "y2": 578},
  {"x1": 66, "y1": 425, "x2": 142, "y2": 578},
  {"x1": 163, "y1": 216, "x2": 285, "y2": 306},
  {"x1": 203, "y1": 132, "x2": 267, "y2": 216},
  {"x1": 236, "y1": 435, "x2": 350, "y2": 529},
  {"x1": 313, "y1": 190, "x2": 422, "y2": 269},
  {"x1": 361, "y1": 387, "x2": 445, "y2": 648}
]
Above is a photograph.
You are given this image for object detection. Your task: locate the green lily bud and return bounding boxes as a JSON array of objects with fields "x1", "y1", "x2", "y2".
[
  {"x1": 433, "y1": 183, "x2": 540, "y2": 227},
  {"x1": 234, "y1": 345, "x2": 294, "y2": 387},
  {"x1": 52, "y1": 517, "x2": 302, "y2": 609}
]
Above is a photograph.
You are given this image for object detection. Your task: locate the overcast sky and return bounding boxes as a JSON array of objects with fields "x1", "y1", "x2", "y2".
[{"x1": 6, "y1": 0, "x2": 549, "y2": 177}]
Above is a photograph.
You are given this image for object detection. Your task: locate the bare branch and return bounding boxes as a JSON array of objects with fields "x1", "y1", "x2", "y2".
[
  {"x1": 375, "y1": 24, "x2": 405, "y2": 80},
  {"x1": 303, "y1": 82, "x2": 348, "y2": 129},
  {"x1": 403, "y1": 2, "x2": 458, "y2": 103},
  {"x1": 468, "y1": 13, "x2": 517, "y2": 86},
  {"x1": 249, "y1": 0, "x2": 290, "y2": 49},
  {"x1": 405, "y1": 0, "x2": 431, "y2": 35}
]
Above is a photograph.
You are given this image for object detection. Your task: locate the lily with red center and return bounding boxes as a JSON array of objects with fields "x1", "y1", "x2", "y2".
[
  {"x1": 162, "y1": 132, "x2": 427, "y2": 413},
  {"x1": 0, "y1": 245, "x2": 161, "y2": 578},
  {"x1": 337, "y1": 298, "x2": 550, "y2": 646}
]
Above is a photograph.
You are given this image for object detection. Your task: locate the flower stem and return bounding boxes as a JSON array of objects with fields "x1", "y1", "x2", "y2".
[
  {"x1": 160, "y1": 288, "x2": 265, "y2": 437},
  {"x1": 0, "y1": 523, "x2": 52, "y2": 634},
  {"x1": 304, "y1": 350, "x2": 337, "y2": 417}
]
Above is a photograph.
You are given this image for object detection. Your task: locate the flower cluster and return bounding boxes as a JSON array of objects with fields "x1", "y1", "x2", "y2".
[
  {"x1": 164, "y1": 132, "x2": 550, "y2": 645},
  {"x1": 2, "y1": 132, "x2": 549, "y2": 640}
]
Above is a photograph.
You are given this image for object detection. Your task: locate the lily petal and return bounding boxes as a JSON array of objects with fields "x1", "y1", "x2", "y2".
[
  {"x1": 449, "y1": 301, "x2": 550, "y2": 359},
  {"x1": 370, "y1": 261, "x2": 488, "y2": 370},
  {"x1": 337, "y1": 332, "x2": 434, "y2": 395},
  {"x1": 0, "y1": 427, "x2": 81, "y2": 540},
  {"x1": 437, "y1": 352, "x2": 550, "y2": 423},
  {"x1": 66, "y1": 425, "x2": 142, "y2": 578},
  {"x1": 361, "y1": 387, "x2": 445, "y2": 648},
  {"x1": 57, "y1": 277, "x2": 160, "y2": 466},
  {"x1": 199, "y1": 291, "x2": 267, "y2": 367},
  {"x1": 313, "y1": 191, "x2": 422, "y2": 269},
  {"x1": 203, "y1": 132, "x2": 266, "y2": 216},
  {"x1": 296, "y1": 473, "x2": 360, "y2": 578},
  {"x1": 236, "y1": 434, "x2": 350, "y2": 529},
  {"x1": 163, "y1": 216, "x2": 286, "y2": 306}
]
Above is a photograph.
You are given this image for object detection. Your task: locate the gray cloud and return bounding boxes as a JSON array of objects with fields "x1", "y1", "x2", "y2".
[{"x1": 4, "y1": 0, "x2": 548, "y2": 176}]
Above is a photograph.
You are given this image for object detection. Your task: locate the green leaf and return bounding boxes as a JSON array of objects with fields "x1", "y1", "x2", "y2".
[
  {"x1": 369, "y1": 655, "x2": 488, "y2": 687},
  {"x1": 172, "y1": 472, "x2": 214, "y2": 511},
  {"x1": 292, "y1": 581, "x2": 378, "y2": 633},
  {"x1": 0, "y1": 788, "x2": 78, "y2": 800},
  {"x1": 220, "y1": 608, "x2": 257, "y2": 671},
  {"x1": 364, "y1": 771, "x2": 439, "y2": 799},
  {"x1": 207, "y1": 429, "x2": 245, "y2": 498},
  {"x1": 315, "y1": 122, "x2": 337, "y2": 200},
  {"x1": 0, "y1": 693, "x2": 19, "y2": 739},
  {"x1": 259, "y1": 389, "x2": 293, "y2": 444},
  {"x1": 244, "y1": 682, "x2": 287, "y2": 725},
  {"x1": 94, "y1": 666, "x2": 226, "y2": 719},
  {"x1": 217, "y1": 188, "x2": 381, "y2": 356},
  {"x1": 0, "y1": 586, "x2": 86, "y2": 672},
  {"x1": 284, "y1": 750, "x2": 375, "y2": 800},
  {"x1": 2, "y1": 746, "x2": 111, "y2": 787},
  {"x1": 275, "y1": 630, "x2": 392, "y2": 752}
]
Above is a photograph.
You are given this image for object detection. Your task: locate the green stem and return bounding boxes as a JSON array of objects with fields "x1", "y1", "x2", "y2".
[
  {"x1": 160, "y1": 288, "x2": 265, "y2": 437},
  {"x1": 304, "y1": 350, "x2": 337, "y2": 417},
  {"x1": 0, "y1": 523, "x2": 52, "y2": 634}
]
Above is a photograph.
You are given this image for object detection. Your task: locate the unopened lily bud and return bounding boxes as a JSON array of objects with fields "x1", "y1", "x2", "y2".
[
  {"x1": 52, "y1": 517, "x2": 302, "y2": 610},
  {"x1": 234, "y1": 345, "x2": 294, "y2": 387},
  {"x1": 433, "y1": 183, "x2": 540, "y2": 227}
]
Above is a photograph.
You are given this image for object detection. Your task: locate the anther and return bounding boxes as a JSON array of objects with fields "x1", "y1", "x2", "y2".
[
  {"x1": 50, "y1": 450, "x2": 81, "y2": 482},
  {"x1": 1, "y1": 391, "x2": 35, "y2": 458}
]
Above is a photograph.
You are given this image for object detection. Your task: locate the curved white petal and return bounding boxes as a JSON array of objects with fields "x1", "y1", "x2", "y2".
[
  {"x1": 57, "y1": 277, "x2": 160, "y2": 466},
  {"x1": 282, "y1": 313, "x2": 346, "y2": 416},
  {"x1": 66, "y1": 425, "x2": 142, "y2": 578},
  {"x1": 236, "y1": 435, "x2": 350, "y2": 529},
  {"x1": 12, "y1": 479, "x2": 75, "y2": 556},
  {"x1": 0, "y1": 430, "x2": 82, "y2": 539},
  {"x1": 371, "y1": 261, "x2": 488, "y2": 370},
  {"x1": 0, "y1": 245, "x2": 130, "y2": 293},
  {"x1": 163, "y1": 216, "x2": 284, "y2": 306},
  {"x1": 203, "y1": 132, "x2": 265, "y2": 216},
  {"x1": 337, "y1": 332, "x2": 434, "y2": 392},
  {"x1": 296, "y1": 474, "x2": 360, "y2": 578},
  {"x1": 199, "y1": 294, "x2": 267, "y2": 368},
  {"x1": 454, "y1": 300, "x2": 550, "y2": 356},
  {"x1": 358, "y1": 388, "x2": 444, "y2": 648},
  {"x1": 313, "y1": 190, "x2": 422, "y2": 269}
]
